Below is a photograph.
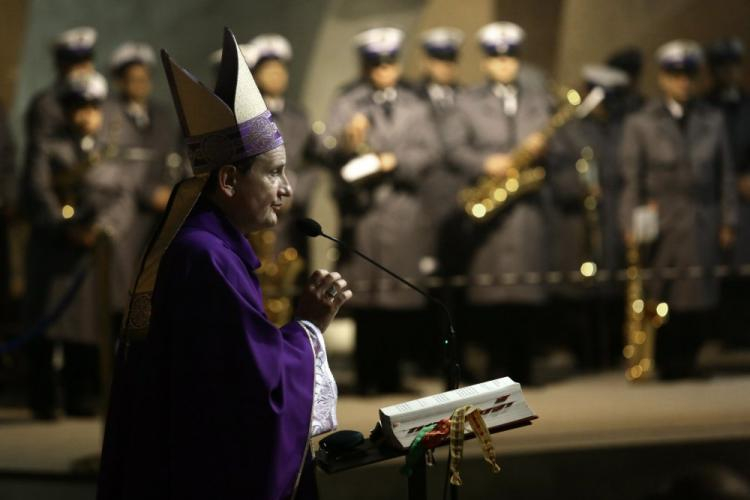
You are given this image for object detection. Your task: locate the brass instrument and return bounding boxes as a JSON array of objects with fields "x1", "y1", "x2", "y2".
[
  {"x1": 459, "y1": 166, "x2": 547, "y2": 220},
  {"x1": 460, "y1": 86, "x2": 606, "y2": 222},
  {"x1": 576, "y1": 146, "x2": 603, "y2": 272},
  {"x1": 622, "y1": 243, "x2": 669, "y2": 381},
  {"x1": 249, "y1": 230, "x2": 305, "y2": 327},
  {"x1": 53, "y1": 139, "x2": 101, "y2": 220}
]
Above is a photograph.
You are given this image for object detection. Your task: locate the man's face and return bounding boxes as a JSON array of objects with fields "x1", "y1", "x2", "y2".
[
  {"x1": 228, "y1": 146, "x2": 291, "y2": 234},
  {"x1": 61, "y1": 60, "x2": 94, "y2": 79},
  {"x1": 70, "y1": 104, "x2": 103, "y2": 136},
  {"x1": 658, "y1": 70, "x2": 695, "y2": 103},
  {"x1": 254, "y1": 59, "x2": 289, "y2": 97},
  {"x1": 368, "y1": 62, "x2": 401, "y2": 90},
  {"x1": 119, "y1": 63, "x2": 152, "y2": 103},
  {"x1": 483, "y1": 55, "x2": 520, "y2": 84},
  {"x1": 424, "y1": 57, "x2": 459, "y2": 86}
]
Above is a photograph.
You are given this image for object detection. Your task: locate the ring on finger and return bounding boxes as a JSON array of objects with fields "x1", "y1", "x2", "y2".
[{"x1": 325, "y1": 286, "x2": 338, "y2": 300}]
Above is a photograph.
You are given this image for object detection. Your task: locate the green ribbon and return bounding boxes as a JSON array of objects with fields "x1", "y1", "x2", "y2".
[{"x1": 400, "y1": 423, "x2": 437, "y2": 477}]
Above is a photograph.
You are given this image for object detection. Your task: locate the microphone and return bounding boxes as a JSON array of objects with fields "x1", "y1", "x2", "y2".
[
  {"x1": 296, "y1": 217, "x2": 323, "y2": 238},
  {"x1": 296, "y1": 217, "x2": 460, "y2": 390}
]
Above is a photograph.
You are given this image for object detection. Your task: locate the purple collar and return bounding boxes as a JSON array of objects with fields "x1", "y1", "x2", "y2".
[{"x1": 182, "y1": 196, "x2": 261, "y2": 271}]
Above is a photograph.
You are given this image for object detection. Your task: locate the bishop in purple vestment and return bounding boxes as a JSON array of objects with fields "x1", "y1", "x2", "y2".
[{"x1": 97, "y1": 29, "x2": 350, "y2": 500}]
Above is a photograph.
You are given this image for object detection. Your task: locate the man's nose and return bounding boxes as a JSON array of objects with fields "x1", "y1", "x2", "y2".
[{"x1": 280, "y1": 173, "x2": 293, "y2": 198}]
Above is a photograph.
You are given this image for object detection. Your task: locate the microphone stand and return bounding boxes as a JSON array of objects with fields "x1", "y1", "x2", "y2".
[
  {"x1": 314, "y1": 229, "x2": 461, "y2": 500},
  {"x1": 317, "y1": 230, "x2": 461, "y2": 392}
]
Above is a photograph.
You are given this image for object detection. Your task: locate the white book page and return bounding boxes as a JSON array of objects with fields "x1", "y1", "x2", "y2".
[
  {"x1": 389, "y1": 390, "x2": 533, "y2": 448},
  {"x1": 380, "y1": 377, "x2": 518, "y2": 422}
]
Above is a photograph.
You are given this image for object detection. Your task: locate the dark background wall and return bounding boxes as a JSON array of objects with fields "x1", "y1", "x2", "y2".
[
  {"x1": 0, "y1": 0, "x2": 28, "y2": 109},
  {"x1": 496, "y1": 0, "x2": 563, "y2": 78}
]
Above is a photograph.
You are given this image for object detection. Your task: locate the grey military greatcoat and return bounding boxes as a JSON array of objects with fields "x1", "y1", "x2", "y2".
[
  {"x1": 22, "y1": 131, "x2": 135, "y2": 344},
  {"x1": 0, "y1": 104, "x2": 16, "y2": 307},
  {"x1": 0, "y1": 104, "x2": 15, "y2": 209},
  {"x1": 709, "y1": 91, "x2": 750, "y2": 268},
  {"x1": 547, "y1": 115, "x2": 626, "y2": 298},
  {"x1": 415, "y1": 81, "x2": 463, "y2": 259},
  {"x1": 25, "y1": 86, "x2": 66, "y2": 151},
  {"x1": 441, "y1": 67, "x2": 551, "y2": 305},
  {"x1": 101, "y1": 97, "x2": 186, "y2": 312},
  {"x1": 619, "y1": 100, "x2": 737, "y2": 311},
  {"x1": 326, "y1": 82, "x2": 442, "y2": 309}
]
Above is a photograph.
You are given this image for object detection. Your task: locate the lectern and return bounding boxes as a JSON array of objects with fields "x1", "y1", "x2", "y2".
[{"x1": 315, "y1": 378, "x2": 537, "y2": 500}]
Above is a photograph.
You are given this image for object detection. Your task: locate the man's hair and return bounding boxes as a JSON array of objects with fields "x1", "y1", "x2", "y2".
[
  {"x1": 203, "y1": 157, "x2": 256, "y2": 194},
  {"x1": 112, "y1": 60, "x2": 149, "y2": 80}
]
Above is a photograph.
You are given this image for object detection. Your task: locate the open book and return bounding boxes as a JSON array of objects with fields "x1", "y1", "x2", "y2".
[{"x1": 379, "y1": 377, "x2": 536, "y2": 449}]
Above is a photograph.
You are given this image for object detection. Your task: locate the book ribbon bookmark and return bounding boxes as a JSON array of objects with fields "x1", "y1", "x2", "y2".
[
  {"x1": 449, "y1": 405, "x2": 502, "y2": 486},
  {"x1": 400, "y1": 405, "x2": 501, "y2": 486}
]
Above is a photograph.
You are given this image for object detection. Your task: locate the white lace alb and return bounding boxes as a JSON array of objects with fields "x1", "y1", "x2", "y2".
[{"x1": 298, "y1": 320, "x2": 338, "y2": 436}]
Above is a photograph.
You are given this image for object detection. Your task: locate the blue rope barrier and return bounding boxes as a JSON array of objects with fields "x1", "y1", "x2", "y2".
[{"x1": 0, "y1": 268, "x2": 89, "y2": 355}]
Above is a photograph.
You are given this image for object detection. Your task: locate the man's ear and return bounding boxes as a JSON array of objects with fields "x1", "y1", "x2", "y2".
[{"x1": 217, "y1": 164, "x2": 239, "y2": 198}]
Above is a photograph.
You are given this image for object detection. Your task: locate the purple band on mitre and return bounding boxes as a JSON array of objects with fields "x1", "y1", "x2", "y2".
[{"x1": 185, "y1": 109, "x2": 284, "y2": 173}]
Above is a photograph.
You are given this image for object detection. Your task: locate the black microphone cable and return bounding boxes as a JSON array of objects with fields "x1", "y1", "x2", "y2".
[{"x1": 296, "y1": 218, "x2": 461, "y2": 391}]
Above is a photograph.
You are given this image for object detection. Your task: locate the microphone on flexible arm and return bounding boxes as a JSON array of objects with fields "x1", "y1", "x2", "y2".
[{"x1": 296, "y1": 217, "x2": 461, "y2": 391}]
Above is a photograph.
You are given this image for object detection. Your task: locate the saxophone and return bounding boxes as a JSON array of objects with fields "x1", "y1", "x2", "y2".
[
  {"x1": 622, "y1": 242, "x2": 668, "y2": 381},
  {"x1": 249, "y1": 230, "x2": 305, "y2": 327},
  {"x1": 459, "y1": 86, "x2": 605, "y2": 222},
  {"x1": 576, "y1": 146, "x2": 603, "y2": 270}
]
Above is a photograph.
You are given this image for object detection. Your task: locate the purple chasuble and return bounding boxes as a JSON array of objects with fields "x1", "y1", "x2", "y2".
[{"x1": 98, "y1": 198, "x2": 316, "y2": 500}]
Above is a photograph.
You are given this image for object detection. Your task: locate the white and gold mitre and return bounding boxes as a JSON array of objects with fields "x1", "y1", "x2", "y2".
[{"x1": 161, "y1": 27, "x2": 284, "y2": 174}]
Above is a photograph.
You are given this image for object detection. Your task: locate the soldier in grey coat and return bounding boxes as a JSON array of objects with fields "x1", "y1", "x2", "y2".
[
  {"x1": 547, "y1": 65, "x2": 630, "y2": 368},
  {"x1": 410, "y1": 27, "x2": 466, "y2": 375},
  {"x1": 441, "y1": 22, "x2": 552, "y2": 383},
  {"x1": 415, "y1": 28, "x2": 464, "y2": 114},
  {"x1": 22, "y1": 72, "x2": 135, "y2": 418},
  {"x1": 619, "y1": 41, "x2": 737, "y2": 379},
  {"x1": 0, "y1": 103, "x2": 16, "y2": 316},
  {"x1": 102, "y1": 42, "x2": 187, "y2": 323},
  {"x1": 415, "y1": 28, "x2": 465, "y2": 253},
  {"x1": 247, "y1": 34, "x2": 321, "y2": 260},
  {"x1": 24, "y1": 27, "x2": 97, "y2": 152},
  {"x1": 705, "y1": 38, "x2": 750, "y2": 348},
  {"x1": 325, "y1": 28, "x2": 442, "y2": 393}
]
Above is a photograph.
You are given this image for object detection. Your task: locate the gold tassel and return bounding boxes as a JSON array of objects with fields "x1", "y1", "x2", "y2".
[{"x1": 449, "y1": 405, "x2": 503, "y2": 487}]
